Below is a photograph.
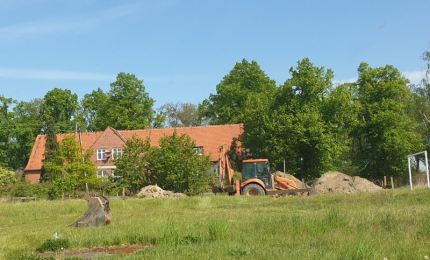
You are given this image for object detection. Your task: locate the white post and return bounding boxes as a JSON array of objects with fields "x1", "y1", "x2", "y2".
[
  {"x1": 283, "y1": 160, "x2": 286, "y2": 173},
  {"x1": 408, "y1": 156, "x2": 413, "y2": 190},
  {"x1": 425, "y1": 151, "x2": 430, "y2": 189}
]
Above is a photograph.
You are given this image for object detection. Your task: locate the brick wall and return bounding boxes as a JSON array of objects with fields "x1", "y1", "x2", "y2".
[{"x1": 90, "y1": 127, "x2": 126, "y2": 169}]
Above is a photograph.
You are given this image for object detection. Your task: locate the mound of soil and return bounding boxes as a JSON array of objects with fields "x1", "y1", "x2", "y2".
[
  {"x1": 137, "y1": 185, "x2": 186, "y2": 198},
  {"x1": 273, "y1": 171, "x2": 309, "y2": 189},
  {"x1": 312, "y1": 171, "x2": 382, "y2": 194}
]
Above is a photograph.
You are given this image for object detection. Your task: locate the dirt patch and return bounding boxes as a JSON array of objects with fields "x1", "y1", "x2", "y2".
[
  {"x1": 273, "y1": 171, "x2": 309, "y2": 189},
  {"x1": 137, "y1": 185, "x2": 186, "y2": 198},
  {"x1": 312, "y1": 171, "x2": 382, "y2": 194},
  {"x1": 38, "y1": 244, "x2": 150, "y2": 259}
]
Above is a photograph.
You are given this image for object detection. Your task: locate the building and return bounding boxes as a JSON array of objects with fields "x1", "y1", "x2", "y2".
[{"x1": 24, "y1": 124, "x2": 243, "y2": 183}]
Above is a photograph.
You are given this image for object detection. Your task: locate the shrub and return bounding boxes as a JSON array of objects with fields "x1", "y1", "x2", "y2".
[
  {"x1": 9, "y1": 181, "x2": 51, "y2": 198},
  {"x1": 36, "y1": 238, "x2": 70, "y2": 253},
  {"x1": 0, "y1": 167, "x2": 17, "y2": 195},
  {"x1": 151, "y1": 132, "x2": 213, "y2": 195}
]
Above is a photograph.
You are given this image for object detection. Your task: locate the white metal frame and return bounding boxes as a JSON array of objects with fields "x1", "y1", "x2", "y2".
[{"x1": 407, "y1": 151, "x2": 430, "y2": 190}]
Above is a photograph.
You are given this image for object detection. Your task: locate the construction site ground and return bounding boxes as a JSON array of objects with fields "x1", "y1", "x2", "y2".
[{"x1": 2, "y1": 188, "x2": 430, "y2": 259}]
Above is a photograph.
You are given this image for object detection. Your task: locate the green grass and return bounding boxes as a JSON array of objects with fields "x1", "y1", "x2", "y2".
[{"x1": 1, "y1": 189, "x2": 430, "y2": 259}]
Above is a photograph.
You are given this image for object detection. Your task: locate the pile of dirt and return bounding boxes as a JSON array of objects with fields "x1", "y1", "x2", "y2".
[
  {"x1": 273, "y1": 171, "x2": 309, "y2": 189},
  {"x1": 137, "y1": 185, "x2": 186, "y2": 198},
  {"x1": 312, "y1": 171, "x2": 382, "y2": 194}
]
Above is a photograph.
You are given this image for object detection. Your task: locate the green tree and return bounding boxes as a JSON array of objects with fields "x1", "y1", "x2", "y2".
[
  {"x1": 151, "y1": 132, "x2": 213, "y2": 195},
  {"x1": 43, "y1": 135, "x2": 98, "y2": 192},
  {"x1": 244, "y1": 58, "x2": 340, "y2": 179},
  {"x1": 81, "y1": 73, "x2": 157, "y2": 130},
  {"x1": 353, "y1": 63, "x2": 423, "y2": 178},
  {"x1": 0, "y1": 166, "x2": 17, "y2": 194},
  {"x1": 200, "y1": 59, "x2": 277, "y2": 124},
  {"x1": 160, "y1": 102, "x2": 201, "y2": 127},
  {"x1": 41, "y1": 88, "x2": 79, "y2": 133},
  {"x1": 108, "y1": 73, "x2": 155, "y2": 129},
  {"x1": 81, "y1": 88, "x2": 109, "y2": 131},
  {"x1": 9, "y1": 99, "x2": 44, "y2": 169},
  {"x1": 115, "y1": 136, "x2": 155, "y2": 194},
  {"x1": 321, "y1": 83, "x2": 360, "y2": 173},
  {"x1": 0, "y1": 96, "x2": 15, "y2": 167},
  {"x1": 410, "y1": 49, "x2": 430, "y2": 149}
]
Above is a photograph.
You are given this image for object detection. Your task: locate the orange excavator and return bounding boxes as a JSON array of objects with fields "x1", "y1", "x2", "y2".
[{"x1": 217, "y1": 145, "x2": 309, "y2": 196}]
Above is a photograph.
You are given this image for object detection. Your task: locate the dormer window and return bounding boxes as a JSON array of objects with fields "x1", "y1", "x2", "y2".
[
  {"x1": 97, "y1": 148, "x2": 107, "y2": 160},
  {"x1": 112, "y1": 148, "x2": 123, "y2": 160}
]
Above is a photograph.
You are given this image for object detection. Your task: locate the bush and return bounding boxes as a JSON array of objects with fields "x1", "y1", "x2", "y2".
[
  {"x1": 36, "y1": 238, "x2": 70, "y2": 253},
  {"x1": 151, "y1": 132, "x2": 213, "y2": 195},
  {"x1": 9, "y1": 181, "x2": 51, "y2": 198},
  {"x1": 0, "y1": 167, "x2": 18, "y2": 195}
]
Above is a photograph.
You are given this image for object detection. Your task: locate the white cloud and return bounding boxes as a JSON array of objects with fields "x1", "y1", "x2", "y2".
[
  {"x1": 0, "y1": 3, "x2": 140, "y2": 39},
  {"x1": 333, "y1": 77, "x2": 357, "y2": 85},
  {"x1": 0, "y1": 68, "x2": 113, "y2": 81},
  {"x1": 335, "y1": 70, "x2": 427, "y2": 85},
  {"x1": 402, "y1": 70, "x2": 426, "y2": 84}
]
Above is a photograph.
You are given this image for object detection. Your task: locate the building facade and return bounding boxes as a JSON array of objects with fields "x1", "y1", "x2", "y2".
[{"x1": 24, "y1": 124, "x2": 243, "y2": 183}]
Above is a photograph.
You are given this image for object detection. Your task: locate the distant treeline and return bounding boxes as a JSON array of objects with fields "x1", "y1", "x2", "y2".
[{"x1": 1, "y1": 50, "x2": 430, "y2": 180}]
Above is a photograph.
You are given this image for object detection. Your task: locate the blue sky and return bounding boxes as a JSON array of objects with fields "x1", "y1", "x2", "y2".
[{"x1": 0, "y1": 0, "x2": 429, "y2": 107}]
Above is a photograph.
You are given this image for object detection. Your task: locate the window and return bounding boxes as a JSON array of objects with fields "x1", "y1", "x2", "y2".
[
  {"x1": 97, "y1": 148, "x2": 106, "y2": 161},
  {"x1": 193, "y1": 146, "x2": 204, "y2": 155},
  {"x1": 97, "y1": 170, "x2": 108, "y2": 178},
  {"x1": 112, "y1": 147, "x2": 123, "y2": 160}
]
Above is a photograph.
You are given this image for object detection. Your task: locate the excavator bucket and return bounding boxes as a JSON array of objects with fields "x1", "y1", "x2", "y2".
[
  {"x1": 73, "y1": 196, "x2": 111, "y2": 227},
  {"x1": 274, "y1": 175, "x2": 299, "y2": 189}
]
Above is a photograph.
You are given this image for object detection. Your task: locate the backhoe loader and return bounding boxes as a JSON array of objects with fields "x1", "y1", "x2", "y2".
[{"x1": 217, "y1": 145, "x2": 309, "y2": 196}]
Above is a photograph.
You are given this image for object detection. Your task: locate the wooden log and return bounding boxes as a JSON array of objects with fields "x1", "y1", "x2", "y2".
[{"x1": 73, "y1": 196, "x2": 111, "y2": 227}]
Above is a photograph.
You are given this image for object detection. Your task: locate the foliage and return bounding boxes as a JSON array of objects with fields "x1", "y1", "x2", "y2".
[
  {"x1": 0, "y1": 167, "x2": 17, "y2": 194},
  {"x1": 41, "y1": 88, "x2": 79, "y2": 133},
  {"x1": 36, "y1": 238, "x2": 70, "y2": 253},
  {"x1": 353, "y1": 63, "x2": 423, "y2": 178},
  {"x1": 152, "y1": 132, "x2": 213, "y2": 195},
  {"x1": 159, "y1": 102, "x2": 202, "y2": 127},
  {"x1": 410, "y1": 49, "x2": 430, "y2": 149},
  {"x1": 242, "y1": 58, "x2": 341, "y2": 179},
  {"x1": 115, "y1": 136, "x2": 155, "y2": 194},
  {"x1": 116, "y1": 133, "x2": 213, "y2": 195},
  {"x1": 10, "y1": 99, "x2": 44, "y2": 169},
  {"x1": 81, "y1": 88, "x2": 110, "y2": 131},
  {"x1": 82, "y1": 73, "x2": 156, "y2": 130},
  {"x1": 9, "y1": 181, "x2": 50, "y2": 198},
  {"x1": 0, "y1": 96, "x2": 15, "y2": 168},
  {"x1": 43, "y1": 136, "x2": 98, "y2": 196},
  {"x1": 200, "y1": 59, "x2": 277, "y2": 124}
]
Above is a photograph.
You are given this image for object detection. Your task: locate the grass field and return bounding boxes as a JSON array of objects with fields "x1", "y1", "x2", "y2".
[{"x1": 1, "y1": 189, "x2": 430, "y2": 259}]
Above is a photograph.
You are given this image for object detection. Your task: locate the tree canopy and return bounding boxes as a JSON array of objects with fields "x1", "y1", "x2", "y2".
[{"x1": 82, "y1": 73, "x2": 156, "y2": 130}]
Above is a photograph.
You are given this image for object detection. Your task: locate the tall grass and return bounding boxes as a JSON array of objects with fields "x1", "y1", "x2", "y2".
[{"x1": 1, "y1": 188, "x2": 430, "y2": 259}]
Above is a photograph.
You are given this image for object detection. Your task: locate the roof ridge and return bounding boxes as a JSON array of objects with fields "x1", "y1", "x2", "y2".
[
  {"x1": 110, "y1": 127, "x2": 128, "y2": 143},
  {"x1": 117, "y1": 123, "x2": 244, "y2": 133}
]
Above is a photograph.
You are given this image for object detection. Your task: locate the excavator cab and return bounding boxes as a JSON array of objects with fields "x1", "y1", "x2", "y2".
[{"x1": 241, "y1": 159, "x2": 273, "y2": 189}]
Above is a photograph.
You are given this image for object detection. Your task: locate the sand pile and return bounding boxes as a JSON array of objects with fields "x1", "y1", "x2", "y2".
[
  {"x1": 273, "y1": 171, "x2": 309, "y2": 189},
  {"x1": 312, "y1": 171, "x2": 382, "y2": 194},
  {"x1": 137, "y1": 185, "x2": 186, "y2": 198}
]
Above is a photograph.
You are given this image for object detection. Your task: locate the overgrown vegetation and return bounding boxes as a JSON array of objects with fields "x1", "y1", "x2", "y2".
[
  {"x1": 1, "y1": 189, "x2": 430, "y2": 259},
  {"x1": 0, "y1": 48, "x2": 430, "y2": 183},
  {"x1": 116, "y1": 133, "x2": 213, "y2": 195},
  {"x1": 36, "y1": 238, "x2": 70, "y2": 253}
]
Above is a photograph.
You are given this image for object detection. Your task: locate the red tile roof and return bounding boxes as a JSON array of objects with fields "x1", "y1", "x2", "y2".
[{"x1": 24, "y1": 124, "x2": 243, "y2": 171}]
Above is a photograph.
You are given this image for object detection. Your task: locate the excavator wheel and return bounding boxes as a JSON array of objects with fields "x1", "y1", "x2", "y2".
[{"x1": 242, "y1": 183, "x2": 265, "y2": 196}]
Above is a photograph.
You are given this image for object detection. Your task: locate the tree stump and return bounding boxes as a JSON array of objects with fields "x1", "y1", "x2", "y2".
[{"x1": 73, "y1": 196, "x2": 111, "y2": 227}]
